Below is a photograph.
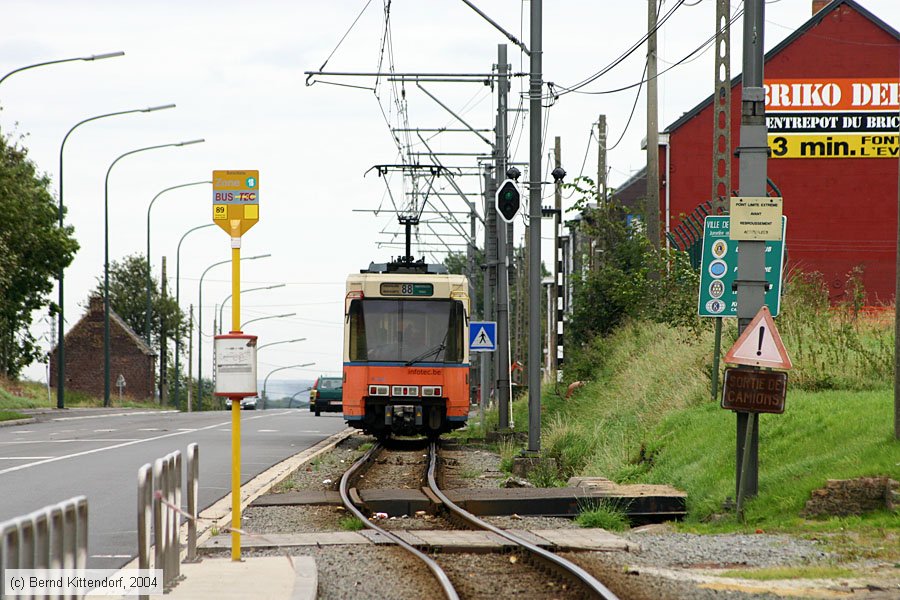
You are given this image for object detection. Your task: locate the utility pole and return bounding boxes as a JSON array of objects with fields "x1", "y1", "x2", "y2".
[
  {"x1": 597, "y1": 116, "x2": 607, "y2": 205},
  {"x1": 496, "y1": 43, "x2": 512, "y2": 430},
  {"x1": 735, "y1": 0, "x2": 768, "y2": 499},
  {"x1": 710, "y1": 0, "x2": 732, "y2": 401},
  {"x1": 160, "y1": 256, "x2": 168, "y2": 405},
  {"x1": 551, "y1": 136, "x2": 561, "y2": 378},
  {"x1": 646, "y1": 0, "x2": 660, "y2": 248},
  {"x1": 526, "y1": 0, "x2": 543, "y2": 453}
]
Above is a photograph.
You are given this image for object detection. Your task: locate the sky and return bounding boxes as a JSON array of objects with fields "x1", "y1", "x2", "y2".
[{"x1": 2, "y1": 0, "x2": 899, "y2": 386}]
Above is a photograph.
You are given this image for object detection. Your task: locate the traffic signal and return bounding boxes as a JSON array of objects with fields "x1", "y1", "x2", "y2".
[{"x1": 495, "y1": 179, "x2": 520, "y2": 223}]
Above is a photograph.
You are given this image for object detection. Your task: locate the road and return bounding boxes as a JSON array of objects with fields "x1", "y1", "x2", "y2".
[{"x1": 0, "y1": 408, "x2": 346, "y2": 569}]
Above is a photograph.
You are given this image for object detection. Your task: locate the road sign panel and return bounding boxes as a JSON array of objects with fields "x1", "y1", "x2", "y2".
[
  {"x1": 697, "y1": 215, "x2": 786, "y2": 317},
  {"x1": 722, "y1": 367, "x2": 787, "y2": 414},
  {"x1": 213, "y1": 170, "x2": 259, "y2": 236},
  {"x1": 469, "y1": 321, "x2": 497, "y2": 352},
  {"x1": 724, "y1": 305, "x2": 793, "y2": 370}
]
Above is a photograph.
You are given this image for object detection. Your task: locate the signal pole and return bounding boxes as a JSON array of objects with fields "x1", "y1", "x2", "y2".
[
  {"x1": 483, "y1": 166, "x2": 496, "y2": 413},
  {"x1": 734, "y1": 0, "x2": 768, "y2": 499},
  {"x1": 527, "y1": 0, "x2": 543, "y2": 453},
  {"x1": 496, "y1": 43, "x2": 512, "y2": 430}
]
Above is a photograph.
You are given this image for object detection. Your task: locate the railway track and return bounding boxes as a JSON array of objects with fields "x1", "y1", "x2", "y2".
[{"x1": 339, "y1": 440, "x2": 620, "y2": 600}]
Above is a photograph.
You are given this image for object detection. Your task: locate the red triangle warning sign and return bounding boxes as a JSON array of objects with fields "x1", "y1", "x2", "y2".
[{"x1": 724, "y1": 306, "x2": 792, "y2": 370}]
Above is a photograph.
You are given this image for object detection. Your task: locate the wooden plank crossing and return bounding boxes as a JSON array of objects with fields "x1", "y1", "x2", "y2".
[{"x1": 199, "y1": 528, "x2": 637, "y2": 553}]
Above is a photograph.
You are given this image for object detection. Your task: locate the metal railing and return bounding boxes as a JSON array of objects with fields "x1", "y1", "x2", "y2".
[
  {"x1": 0, "y1": 495, "x2": 88, "y2": 599},
  {"x1": 137, "y1": 443, "x2": 198, "y2": 597}
]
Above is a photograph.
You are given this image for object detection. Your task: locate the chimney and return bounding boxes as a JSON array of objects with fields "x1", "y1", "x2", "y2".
[
  {"x1": 813, "y1": 0, "x2": 831, "y2": 15},
  {"x1": 89, "y1": 295, "x2": 103, "y2": 313}
]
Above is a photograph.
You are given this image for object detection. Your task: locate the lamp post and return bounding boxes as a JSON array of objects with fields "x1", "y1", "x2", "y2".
[
  {"x1": 241, "y1": 312, "x2": 296, "y2": 330},
  {"x1": 262, "y1": 363, "x2": 314, "y2": 407},
  {"x1": 257, "y1": 338, "x2": 306, "y2": 352},
  {"x1": 56, "y1": 103, "x2": 175, "y2": 410},
  {"x1": 197, "y1": 254, "x2": 270, "y2": 410},
  {"x1": 145, "y1": 180, "x2": 211, "y2": 345},
  {"x1": 0, "y1": 51, "x2": 124, "y2": 87},
  {"x1": 174, "y1": 223, "x2": 215, "y2": 409},
  {"x1": 104, "y1": 139, "x2": 205, "y2": 406},
  {"x1": 288, "y1": 388, "x2": 312, "y2": 409},
  {"x1": 256, "y1": 339, "x2": 307, "y2": 409},
  {"x1": 218, "y1": 284, "x2": 285, "y2": 334}
]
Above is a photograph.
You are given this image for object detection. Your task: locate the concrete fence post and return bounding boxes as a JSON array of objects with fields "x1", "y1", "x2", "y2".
[{"x1": 185, "y1": 443, "x2": 199, "y2": 562}]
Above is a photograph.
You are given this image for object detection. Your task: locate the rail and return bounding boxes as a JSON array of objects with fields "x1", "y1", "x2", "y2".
[
  {"x1": 339, "y1": 442, "x2": 459, "y2": 600},
  {"x1": 137, "y1": 443, "x2": 197, "y2": 598},
  {"x1": 0, "y1": 495, "x2": 88, "y2": 599},
  {"x1": 427, "y1": 442, "x2": 620, "y2": 599}
]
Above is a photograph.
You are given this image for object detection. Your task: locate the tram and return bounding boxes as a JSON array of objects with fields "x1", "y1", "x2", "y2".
[{"x1": 342, "y1": 255, "x2": 470, "y2": 438}]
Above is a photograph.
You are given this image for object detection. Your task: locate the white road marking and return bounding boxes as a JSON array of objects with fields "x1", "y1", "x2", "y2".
[
  {"x1": 257, "y1": 429, "x2": 278, "y2": 433},
  {"x1": 137, "y1": 428, "x2": 162, "y2": 432},
  {"x1": 176, "y1": 428, "x2": 197, "y2": 432},
  {"x1": 0, "y1": 411, "x2": 290, "y2": 476},
  {"x1": 0, "y1": 456, "x2": 52, "y2": 460},
  {"x1": 12, "y1": 430, "x2": 33, "y2": 434},
  {"x1": 94, "y1": 429, "x2": 117, "y2": 433},
  {"x1": 299, "y1": 430, "x2": 324, "y2": 433},
  {"x1": 0, "y1": 439, "x2": 139, "y2": 445},
  {"x1": 52, "y1": 411, "x2": 178, "y2": 421},
  {"x1": 90, "y1": 554, "x2": 132, "y2": 559}
]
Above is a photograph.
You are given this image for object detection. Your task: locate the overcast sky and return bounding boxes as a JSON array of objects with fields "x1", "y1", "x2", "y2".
[{"x1": 3, "y1": 0, "x2": 899, "y2": 386}]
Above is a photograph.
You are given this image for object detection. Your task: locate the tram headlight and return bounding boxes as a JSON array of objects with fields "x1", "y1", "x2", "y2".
[
  {"x1": 368, "y1": 385, "x2": 389, "y2": 396},
  {"x1": 422, "y1": 386, "x2": 442, "y2": 397}
]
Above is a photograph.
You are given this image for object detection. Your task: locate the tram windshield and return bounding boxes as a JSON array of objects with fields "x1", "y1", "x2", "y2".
[{"x1": 348, "y1": 299, "x2": 465, "y2": 363}]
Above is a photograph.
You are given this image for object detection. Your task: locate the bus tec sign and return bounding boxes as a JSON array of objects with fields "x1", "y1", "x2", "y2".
[{"x1": 213, "y1": 170, "x2": 259, "y2": 236}]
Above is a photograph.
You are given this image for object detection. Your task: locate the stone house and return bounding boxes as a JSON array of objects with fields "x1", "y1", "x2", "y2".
[{"x1": 49, "y1": 296, "x2": 156, "y2": 400}]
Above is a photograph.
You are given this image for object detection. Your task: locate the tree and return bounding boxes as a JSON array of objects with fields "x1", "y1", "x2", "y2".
[
  {"x1": 92, "y1": 254, "x2": 184, "y2": 353},
  {"x1": 0, "y1": 130, "x2": 78, "y2": 377}
]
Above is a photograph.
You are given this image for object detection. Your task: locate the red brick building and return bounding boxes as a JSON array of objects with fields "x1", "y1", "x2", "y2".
[
  {"x1": 639, "y1": 0, "x2": 900, "y2": 302},
  {"x1": 49, "y1": 296, "x2": 156, "y2": 400}
]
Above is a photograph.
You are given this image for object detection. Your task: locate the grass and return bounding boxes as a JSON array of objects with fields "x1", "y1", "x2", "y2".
[
  {"x1": 0, "y1": 410, "x2": 29, "y2": 422},
  {"x1": 575, "y1": 502, "x2": 630, "y2": 531},
  {"x1": 717, "y1": 566, "x2": 857, "y2": 581},
  {"x1": 0, "y1": 377, "x2": 167, "y2": 410},
  {"x1": 339, "y1": 515, "x2": 365, "y2": 531},
  {"x1": 272, "y1": 478, "x2": 297, "y2": 493}
]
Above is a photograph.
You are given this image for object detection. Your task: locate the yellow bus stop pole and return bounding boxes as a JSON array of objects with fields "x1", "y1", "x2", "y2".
[{"x1": 231, "y1": 240, "x2": 241, "y2": 561}]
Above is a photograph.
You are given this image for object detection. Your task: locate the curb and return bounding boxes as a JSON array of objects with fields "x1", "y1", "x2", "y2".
[{"x1": 0, "y1": 417, "x2": 36, "y2": 428}]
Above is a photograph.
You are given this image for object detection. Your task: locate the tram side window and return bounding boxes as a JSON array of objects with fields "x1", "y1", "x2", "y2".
[
  {"x1": 348, "y1": 300, "x2": 367, "y2": 361},
  {"x1": 445, "y1": 300, "x2": 465, "y2": 363}
]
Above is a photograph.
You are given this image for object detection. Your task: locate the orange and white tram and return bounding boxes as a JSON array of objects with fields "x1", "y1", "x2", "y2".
[{"x1": 342, "y1": 259, "x2": 470, "y2": 438}]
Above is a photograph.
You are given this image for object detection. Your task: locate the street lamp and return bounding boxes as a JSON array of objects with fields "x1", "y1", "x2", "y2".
[
  {"x1": 218, "y1": 284, "x2": 285, "y2": 334},
  {"x1": 56, "y1": 103, "x2": 175, "y2": 410},
  {"x1": 103, "y1": 139, "x2": 205, "y2": 406},
  {"x1": 197, "y1": 254, "x2": 270, "y2": 410},
  {"x1": 262, "y1": 363, "x2": 315, "y2": 407},
  {"x1": 174, "y1": 223, "x2": 215, "y2": 409},
  {"x1": 288, "y1": 388, "x2": 312, "y2": 409},
  {"x1": 257, "y1": 338, "x2": 306, "y2": 352},
  {"x1": 145, "y1": 180, "x2": 212, "y2": 345},
  {"x1": 0, "y1": 51, "x2": 124, "y2": 87},
  {"x1": 241, "y1": 312, "x2": 296, "y2": 330}
]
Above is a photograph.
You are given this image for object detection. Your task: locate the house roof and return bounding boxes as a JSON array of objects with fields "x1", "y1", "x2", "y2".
[
  {"x1": 664, "y1": 0, "x2": 900, "y2": 135},
  {"x1": 52, "y1": 298, "x2": 156, "y2": 358}
]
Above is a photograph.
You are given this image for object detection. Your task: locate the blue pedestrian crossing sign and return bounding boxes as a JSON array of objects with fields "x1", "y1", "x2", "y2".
[{"x1": 469, "y1": 321, "x2": 497, "y2": 352}]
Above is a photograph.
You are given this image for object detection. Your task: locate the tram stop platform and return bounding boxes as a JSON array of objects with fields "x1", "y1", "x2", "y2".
[{"x1": 164, "y1": 555, "x2": 316, "y2": 600}]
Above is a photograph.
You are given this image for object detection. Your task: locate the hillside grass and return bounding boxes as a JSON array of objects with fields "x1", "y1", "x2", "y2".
[
  {"x1": 481, "y1": 311, "x2": 899, "y2": 560},
  {"x1": 0, "y1": 378, "x2": 165, "y2": 410}
]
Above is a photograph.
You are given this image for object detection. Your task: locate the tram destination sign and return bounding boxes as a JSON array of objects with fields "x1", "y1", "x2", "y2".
[
  {"x1": 721, "y1": 367, "x2": 787, "y2": 414},
  {"x1": 380, "y1": 282, "x2": 434, "y2": 297}
]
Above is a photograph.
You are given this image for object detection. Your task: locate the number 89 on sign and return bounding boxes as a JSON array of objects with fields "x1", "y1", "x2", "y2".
[{"x1": 213, "y1": 205, "x2": 227, "y2": 220}]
